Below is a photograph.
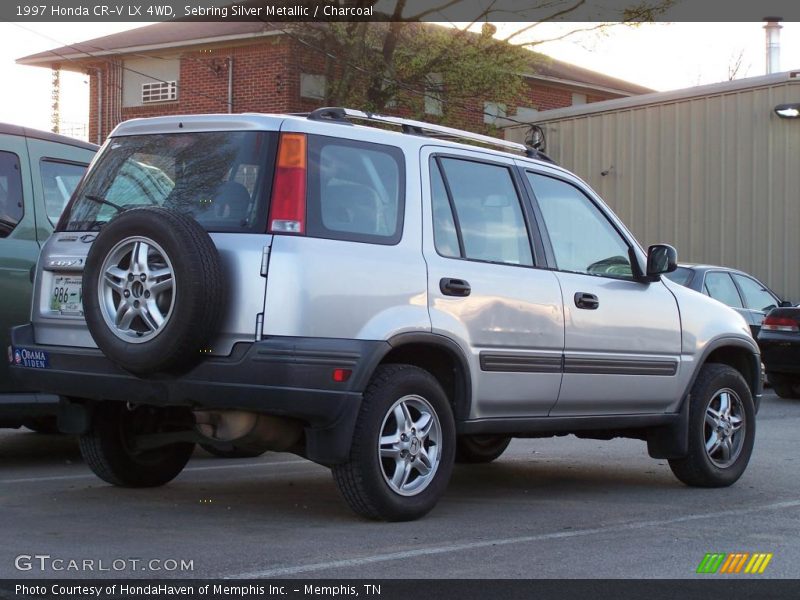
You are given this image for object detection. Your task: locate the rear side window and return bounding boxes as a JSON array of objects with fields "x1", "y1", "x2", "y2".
[
  {"x1": 307, "y1": 136, "x2": 404, "y2": 245},
  {"x1": 732, "y1": 274, "x2": 778, "y2": 312},
  {"x1": 39, "y1": 159, "x2": 87, "y2": 225},
  {"x1": 0, "y1": 151, "x2": 23, "y2": 237},
  {"x1": 61, "y1": 131, "x2": 276, "y2": 233},
  {"x1": 704, "y1": 272, "x2": 743, "y2": 308},
  {"x1": 431, "y1": 157, "x2": 533, "y2": 267}
]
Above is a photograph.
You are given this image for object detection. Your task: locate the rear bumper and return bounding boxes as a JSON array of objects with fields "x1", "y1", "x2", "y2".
[
  {"x1": 9, "y1": 324, "x2": 388, "y2": 464},
  {"x1": 759, "y1": 331, "x2": 800, "y2": 376}
]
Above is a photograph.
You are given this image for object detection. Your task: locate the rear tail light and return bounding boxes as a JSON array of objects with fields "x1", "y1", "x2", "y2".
[
  {"x1": 269, "y1": 133, "x2": 307, "y2": 234},
  {"x1": 762, "y1": 315, "x2": 799, "y2": 332}
]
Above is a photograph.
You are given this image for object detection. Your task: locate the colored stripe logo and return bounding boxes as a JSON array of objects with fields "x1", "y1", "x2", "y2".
[{"x1": 697, "y1": 553, "x2": 773, "y2": 574}]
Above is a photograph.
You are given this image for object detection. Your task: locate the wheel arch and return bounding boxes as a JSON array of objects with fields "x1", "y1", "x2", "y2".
[{"x1": 378, "y1": 333, "x2": 472, "y2": 422}]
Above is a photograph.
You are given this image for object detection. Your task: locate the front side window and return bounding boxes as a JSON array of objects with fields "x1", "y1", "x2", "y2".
[
  {"x1": 0, "y1": 151, "x2": 23, "y2": 237},
  {"x1": 39, "y1": 160, "x2": 87, "y2": 226},
  {"x1": 527, "y1": 172, "x2": 633, "y2": 279},
  {"x1": 432, "y1": 157, "x2": 533, "y2": 267},
  {"x1": 61, "y1": 131, "x2": 275, "y2": 233},
  {"x1": 732, "y1": 274, "x2": 778, "y2": 312},
  {"x1": 704, "y1": 272, "x2": 743, "y2": 308}
]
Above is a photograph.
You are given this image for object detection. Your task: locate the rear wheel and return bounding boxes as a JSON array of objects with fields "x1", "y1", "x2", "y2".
[
  {"x1": 767, "y1": 374, "x2": 800, "y2": 399},
  {"x1": 332, "y1": 364, "x2": 455, "y2": 521},
  {"x1": 669, "y1": 364, "x2": 755, "y2": 487},
  {"x1": 79, "y1": 402, "x2": 194, "y2": 487},
  {"x1": 455, "y1": 435, "x2": 511, "y2": 463}
]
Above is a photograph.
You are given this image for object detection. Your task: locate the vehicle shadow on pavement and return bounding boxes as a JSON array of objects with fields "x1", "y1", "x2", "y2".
[{"x1": 0, "y1": 429, "x2": 81, "y2": 465}]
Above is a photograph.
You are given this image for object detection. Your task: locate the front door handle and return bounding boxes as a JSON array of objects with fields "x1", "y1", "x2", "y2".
[
  {"x1": 440, "y1": 278, "x2": 471, "y2": 297},
  {"x1": 574, "y1": 292, "x2": 599, "y2": 310}
]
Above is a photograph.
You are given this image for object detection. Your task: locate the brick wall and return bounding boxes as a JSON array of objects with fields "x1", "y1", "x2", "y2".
[{"x1": 84, "y1": 35, "x2": 628, "y2": 141}]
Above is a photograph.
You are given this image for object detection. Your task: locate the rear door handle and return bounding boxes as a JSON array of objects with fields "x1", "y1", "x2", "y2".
[
  {"x1": 440, "y1": 278, "x2": 471, "y2": 297},
  {"x1": 574, "y1": 292, "x2": 599, "y2": 310}
]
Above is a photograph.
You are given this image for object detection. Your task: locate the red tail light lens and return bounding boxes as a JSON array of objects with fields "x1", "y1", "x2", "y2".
[
  {"x1": 762, "y1": 316, "x2": 799, "y2": 332},
  {"x1": 269, "y1": 133, "x2": 307, "y2": 234}
]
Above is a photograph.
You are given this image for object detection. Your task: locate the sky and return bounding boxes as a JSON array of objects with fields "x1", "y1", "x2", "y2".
[{"x1": 0, "y1": 20, "x2": 798, "y2": 137}]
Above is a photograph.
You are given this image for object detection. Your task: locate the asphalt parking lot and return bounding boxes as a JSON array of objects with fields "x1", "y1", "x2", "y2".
[{"x1": 1, "y1": 389, "x2": 797, "y2": 580}]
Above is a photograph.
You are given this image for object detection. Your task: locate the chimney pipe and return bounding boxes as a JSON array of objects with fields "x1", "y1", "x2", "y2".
[{"x1": 763, "y1": 17, "x2": 782, "y2": 74}]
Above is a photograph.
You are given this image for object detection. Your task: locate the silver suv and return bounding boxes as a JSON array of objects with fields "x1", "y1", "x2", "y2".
[{"x1": 10, "y1": 108, "x2": 761, "y2": 521}]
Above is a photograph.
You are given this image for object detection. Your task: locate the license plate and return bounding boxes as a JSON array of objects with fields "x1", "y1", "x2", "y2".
[{"x1": 50, "y1": 275, "x2": 83, "y2": 314}]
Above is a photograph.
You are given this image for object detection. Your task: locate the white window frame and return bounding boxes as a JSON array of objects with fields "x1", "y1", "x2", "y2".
[{"x1": 141, "y1": 81, "x2": 177, "y2": 103}]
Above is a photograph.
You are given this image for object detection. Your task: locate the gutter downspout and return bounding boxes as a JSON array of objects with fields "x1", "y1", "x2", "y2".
[
  {"x1": 96, "y1": 67, "x2": 103, "y2": 145},
  {"x1": 227, "y1": 56, "x2": 233, "y2": 113}
]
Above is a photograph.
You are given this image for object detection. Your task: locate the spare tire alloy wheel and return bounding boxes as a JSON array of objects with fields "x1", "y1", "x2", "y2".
[
  {"x1": 82, "y1": 207, "x2": 223, "y2": 374},
  {"x1": 99, "y1": 236, "x2": 175, "y2": 343}
]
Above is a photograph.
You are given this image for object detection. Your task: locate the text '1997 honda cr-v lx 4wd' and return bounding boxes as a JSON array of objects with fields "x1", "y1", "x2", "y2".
[{"x1": 10, "y1": 108, "x2": 761, "y2": 521}]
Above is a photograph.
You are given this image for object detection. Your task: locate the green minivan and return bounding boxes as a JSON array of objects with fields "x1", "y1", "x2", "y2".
[{"x1": 0, "y1": 123, "x2": 96, "y2": 430}]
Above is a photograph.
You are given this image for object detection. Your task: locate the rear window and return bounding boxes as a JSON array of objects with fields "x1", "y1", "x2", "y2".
[
  {"x1": 306, "y1": 135, "x2": 405, "y2": 245},
  {"x1": 664, "y1": 267, "x2": 694, "y2": 286},
  {"x1": 40, "y1": 159, "x2": 88, "y2": 225},
  {"x1": 60, "y1": 131, "x2": 276, "y2": 233}
]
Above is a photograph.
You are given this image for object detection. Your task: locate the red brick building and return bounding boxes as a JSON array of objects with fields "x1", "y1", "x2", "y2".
[{"x1": 18, "y1": 22, "x2": 651, "y2": 144}]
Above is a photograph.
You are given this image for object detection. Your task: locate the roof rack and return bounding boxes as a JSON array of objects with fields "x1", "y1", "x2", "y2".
[{"x1": 306, "y1": 106, "x2": 554, "y2": 162}]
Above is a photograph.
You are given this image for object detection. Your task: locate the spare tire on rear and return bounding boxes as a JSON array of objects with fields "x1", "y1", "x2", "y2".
[{"x1": 82, "y1": 207, "x2": 224, "y2": 374}]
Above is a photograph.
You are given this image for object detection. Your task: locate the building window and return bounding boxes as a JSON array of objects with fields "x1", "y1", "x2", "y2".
[
  {"x1": 142, "y1": 81, "x2": 177, "y2": 103},
  {"x1": 424, "y1": 73, "x2": 443, "y2": 115},
  {"x1": 300, "y1": 74, "x2": 327, "y2": 101},
  {"x1": 483, "y1": 102, "x2": 507, "y2": 125},
  {"x1": 572, "y1": 93, "x2": 587, "y2": 105}
]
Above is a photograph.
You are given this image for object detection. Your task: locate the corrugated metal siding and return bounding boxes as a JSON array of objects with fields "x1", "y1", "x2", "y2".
[{"x1": 507, "y1": 80, "x2": 800, "y2": 300}]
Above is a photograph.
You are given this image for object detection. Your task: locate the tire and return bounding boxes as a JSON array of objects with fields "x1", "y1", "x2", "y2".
[
  {"x1": 23, "y1": 416, "x2": 60, "y2": 434},
  {"x1": 82, "y1": 207, "x2": 224, "y2": 374},
  {"x1": 332, "y1": 364, "x2": 455, "y2": 521},
  {"x1": 668, "y1": 364, "x2": 755, "y2": 487},
  {"x1": 200, "y1": 443, "x2": 266, "y2": 459},
  {"x1": 455, "y1": 435, "x2": 511, "y2": 464},
  {"x1": 767, "y1": 374, "x2": 800, "y2": 399},
  {"x1": 79, "y1": 401, "x2": 194, "y2": 487}
]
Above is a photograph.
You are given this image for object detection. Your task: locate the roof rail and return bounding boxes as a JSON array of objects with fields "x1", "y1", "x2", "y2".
[{"x1": 306, "y1": 106, "x2": 550, "y2": 160}]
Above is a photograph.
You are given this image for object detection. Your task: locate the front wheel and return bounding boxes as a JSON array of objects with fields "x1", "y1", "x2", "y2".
[
  {"x1": 668, "y1": 364, "x2": 755, "y2": 487},
  {"x1": 332, "y1": 364, "x2": 455, "y2": 521},
  {"x1": 79, "y1": 402, "x2": 195, "y2": 487}
]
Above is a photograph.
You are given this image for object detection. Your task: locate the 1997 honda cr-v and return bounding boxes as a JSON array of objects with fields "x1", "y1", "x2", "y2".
[{"x1": 10, "y1": 108, "x2": 761, "y2": 521}]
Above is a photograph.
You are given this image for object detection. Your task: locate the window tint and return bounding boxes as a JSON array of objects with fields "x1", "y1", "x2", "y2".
[
  {"x1": 664, "y1": 266, "x2": 694, "y2": 286},
  {"x1": 704, "y1": 272, "x2": 743, "y2": 308},
  {"x1": 62, "y1": 132, "x2": 274, "y2": 233},
  {"x1": 436, "y1": 157, "x2": 532, "y2": 266},
  {"x1": 40, "y1": 160, "x2": 87, "y2": 225},
  {"x1": 308, "y1": 136, "x2": 404, "y2": 244},
  {"x1": 430, "y1": 162, "x2": 459, "y2": 258},
  {"x1": 527, "y1": 172, "x2": 633, "y2": 279},
  {"x1": 732, "y1": 274, "x2": 778, "y2": 312},
  {"x1": 0, "y1": 151, "x2": 23, "y2": 237}
]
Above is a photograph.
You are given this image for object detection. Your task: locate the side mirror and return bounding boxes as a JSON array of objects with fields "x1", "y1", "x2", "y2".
[
  {"x1": 646, "y1": 244, "x2": 677, "y2": 279},
  {"x1": 779, "y1": 300, "x2": 794, "y2": 308}
]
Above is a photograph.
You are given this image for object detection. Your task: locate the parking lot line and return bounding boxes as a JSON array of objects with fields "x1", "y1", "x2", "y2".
[
  {"x1": 0, "y1": 458, "x2": 312, "y2": 484},
  {"x1": 230, "y1": 499, "x2": 800, "y2": 578}
]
